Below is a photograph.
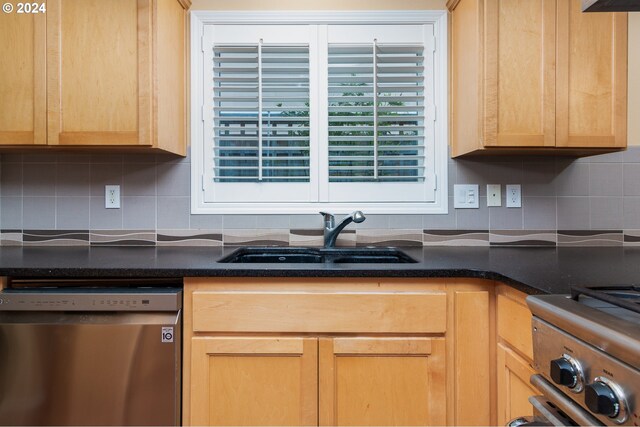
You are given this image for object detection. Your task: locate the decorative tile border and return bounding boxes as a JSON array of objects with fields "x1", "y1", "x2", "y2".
[
  {"x1": 423, "y1": 230, "x2": 489, "y2": 247},
  {"x1": 0, "y1": 230, "x2": 23, "y2": 246},
  {"x1": 22, "y1": 230, "x2": 90, "y2": 246},
  {"x1": 157, "y1": 230, "x2": 223, "y2": 246},
  {"x1": 0, "y1": 229, "x2": 637, "y2": 247},
  {"x1": 335, "y1": 229, "x2": 356, "y2": 247},
  {"x1": 289, "y1": 229, "x2": 323, "y2": 247},
  {"x1": 356, "y1": 229, "x2": 423, "y2": 247},
  {"x1": 90, "y1": 230, "x2": 156, "y2": 246},
  {"x1": 557, "y1": 230, "x2": 623, "y2": 247},
  {"x1": 223, "y1": 229, "x2": 289, "y2": 246},
  {"x1": 623, "y1": 230, "x2": 640, "y2": 247},
  {"x1": 489, "y1": 230, "x2": 556, "y2": 247}
]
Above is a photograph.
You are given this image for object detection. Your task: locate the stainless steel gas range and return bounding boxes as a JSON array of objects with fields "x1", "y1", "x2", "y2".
[{"x1": 519, "y1": 286, "x2": 640, "y2": 426}]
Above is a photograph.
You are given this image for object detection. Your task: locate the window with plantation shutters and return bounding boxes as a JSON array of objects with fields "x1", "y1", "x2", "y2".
[{"x1": 193, "y1": 14, "x2": 447, "y2": 214}]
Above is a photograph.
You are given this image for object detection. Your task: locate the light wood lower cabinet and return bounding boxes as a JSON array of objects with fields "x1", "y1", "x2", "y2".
[
  {"x1": 184, "y1": 278, "x2": 531, "y2": 426},
  {"x1": 497, "y1": 343, "x2": 539, "y2": 425},
  {"x1": 189, "y1": 335, "x2": 445, "y2": 427},
  {"x1": 495, "y1": 285, "x2": 540, "y2": 425},
  {"x1": 191, "y1": 337, "x2": 318, "y2": 426},
  {"x1": 319, "y1": 337, "x2": 446, "y2": 426}
]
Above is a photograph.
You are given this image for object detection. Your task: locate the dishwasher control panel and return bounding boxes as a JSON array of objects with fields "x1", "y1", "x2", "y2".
[{"x1": 0, "y1": 288, "x2": 181, "y2": 311}]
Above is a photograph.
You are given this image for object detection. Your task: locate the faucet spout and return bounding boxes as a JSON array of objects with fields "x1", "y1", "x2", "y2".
[{"x1": 319, "y1": 211, "x2": 366, "y2": 248}]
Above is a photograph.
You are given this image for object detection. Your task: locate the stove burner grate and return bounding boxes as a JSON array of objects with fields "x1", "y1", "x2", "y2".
[{"x1": 571, "y1": 285, "x2": 640, "y2": 315}]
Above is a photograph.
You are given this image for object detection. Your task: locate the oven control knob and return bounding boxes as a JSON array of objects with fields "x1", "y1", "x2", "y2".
[
  {"x1": 550, "y1": 358, "x2": 578, "y2": 388},
  {"x1": 585, "y1": 381, "x2": 620, "y2": 418}
]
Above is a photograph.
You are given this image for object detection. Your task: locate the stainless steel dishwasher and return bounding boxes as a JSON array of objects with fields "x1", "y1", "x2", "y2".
[{"x1": 0, "y1": 281, "x2": 182, "y2": 426}]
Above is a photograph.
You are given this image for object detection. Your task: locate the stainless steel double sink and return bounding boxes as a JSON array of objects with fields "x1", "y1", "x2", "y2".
[{"x1": 219, "y1": 246, "x2": 418, "y2": 264}]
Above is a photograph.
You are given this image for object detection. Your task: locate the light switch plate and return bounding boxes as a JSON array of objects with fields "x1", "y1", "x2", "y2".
[
  {"x1": 487, "y1": 184, "x2": 501, "y2": 207},
  {"x1": 454, "y1": 184, "x2": 479, "y2": 209}
]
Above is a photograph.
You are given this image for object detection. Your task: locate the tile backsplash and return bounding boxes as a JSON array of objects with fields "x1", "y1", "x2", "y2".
[{"x1": 2, "y1": 147, "x2": 640, "y2": 246}]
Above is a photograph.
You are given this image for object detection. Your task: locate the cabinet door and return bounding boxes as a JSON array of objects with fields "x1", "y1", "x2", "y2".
[
  {"x1": 190, "y1": 337, "x2": 318, "y2": 426},
  {"x1": 556, "y1": 0, "x2": 627, "y2": 148},
  {"x1": 484, "y1": 0, "x2": 556, "y2": 147},
  {"x1": 46, "y1": 0, "x2": 151, "y2": 146},
  {"x1": 0, "y1": 11, "x2": 46, "y2": 145},
  {"x1": 497, "y1": 292, "x2": 534, "y2": 360},
  {"x1": 496, "y1": 343, "x2": 539, "y2": 426},
  {"x1": 319, "y1": 337, "x2": 446, "y2": 426}
]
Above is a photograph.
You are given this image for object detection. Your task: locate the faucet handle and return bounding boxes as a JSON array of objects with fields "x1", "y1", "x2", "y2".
[
  {"x1": 319, "y1": 211, "x2": 335, "y2": 228},
  {"x1": 319, "y1": 211, "x2": 334, "y2": 220}
]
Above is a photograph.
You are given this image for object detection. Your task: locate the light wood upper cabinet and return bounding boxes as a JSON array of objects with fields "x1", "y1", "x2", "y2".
[
  {"x1": 556, "y1": 1, "x2": 627, "y2": 148},
  {"x1": 47, "y1": 0, "x2": 149, "y2": 147},
  {"x1": 0, "y1": 0, "x2": 188, "y2": 154},
  {"x1": 484, "y1": 0, "x2": 556, "y2": 148},
  {"x1": 0, "y1": 12, "x2": 46, "y2": 145},
  {"x1": 449, "y1": 0, "x2": 627, "y2": 156}
]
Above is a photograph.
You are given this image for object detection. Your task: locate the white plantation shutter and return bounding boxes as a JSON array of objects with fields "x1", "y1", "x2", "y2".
[
  {"x1": 327, "y1": 44, "x2": 426, "y2": 183},
  {"x1": 194, "y1": 18, "x2": 446, "y2": 213},
  {"x1": 202, "y1": 25, "x2": 317, "y2": 203},
  {"x1": 212, "y1": 45, "x2": 260, "y2": 181},
  {"x1": 326, "y1": 25, "x2": 436, "y2": 203},
  {"x1": 261, "y1": 45, "x2": 311, "y2": 182},
  {"x1": 212, "y1": 44, "x2": 310, "y2": 182}
]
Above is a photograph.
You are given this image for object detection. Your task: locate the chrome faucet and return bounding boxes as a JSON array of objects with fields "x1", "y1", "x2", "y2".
[{"x1": 319, "y1": 211, "x2": 366, "y2": 248}]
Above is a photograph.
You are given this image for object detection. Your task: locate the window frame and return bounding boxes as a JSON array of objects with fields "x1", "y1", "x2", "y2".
[{"x1": 191, "y1": 10, "x2": 448, "y2": 214}]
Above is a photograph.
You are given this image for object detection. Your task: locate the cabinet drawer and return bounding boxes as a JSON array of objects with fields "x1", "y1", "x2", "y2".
[
  {"x1": 497, "y1": 294, "x2": 534, "y2": 360},
  {"x1": 192, "y1": 291, "x2": 446, "y2": 334}
]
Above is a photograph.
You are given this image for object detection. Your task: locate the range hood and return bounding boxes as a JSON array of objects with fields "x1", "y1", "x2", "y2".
[{"x1": 582, "y1": 0, "x2": 640, "y2": 12}]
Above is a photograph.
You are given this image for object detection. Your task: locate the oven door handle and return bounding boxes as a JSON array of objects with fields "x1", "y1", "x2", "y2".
[
  {"x1": 507, "y1": 415, "x2": 551, "y2": 427},
  {"x1": 528, "y1": 396, "x2": 576, "y2": 426},
  {"x1": 530, "y1": 374, "x2": 604, "y2": 426}
]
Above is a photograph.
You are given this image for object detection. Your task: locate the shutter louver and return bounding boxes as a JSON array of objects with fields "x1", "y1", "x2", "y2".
[
  {"x1": 328, "y1": 43, "x2": 426, "y2": 182},
  {"x1": 213, "y1": 44, "x2": 310, "y2": 182}
]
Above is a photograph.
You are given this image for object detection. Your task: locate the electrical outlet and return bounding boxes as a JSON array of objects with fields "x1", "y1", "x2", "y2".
[
  {"x1": 105, "y1": 185, "x2": 120, "y2": 209},
  {"x1": 487, "y1": 184, "x2": 501, "y2": 207},
  {"x1": 506, "y1": 184, "x2": 521, "y2": 208}
]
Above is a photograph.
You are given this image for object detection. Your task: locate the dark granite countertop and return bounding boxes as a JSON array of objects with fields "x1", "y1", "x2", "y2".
[{"x1": 0, "y1": 246, "x2": 638, "y2": 295}]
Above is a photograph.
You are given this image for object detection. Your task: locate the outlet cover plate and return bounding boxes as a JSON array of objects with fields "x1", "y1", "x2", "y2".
[
  {"x1": 506, "y1": 184, "x2": 521, "y2": 208},
  {"x1": 487, "y1": 184, "x2": 501, "y2": 207},
  {"x1": 105, "y1": 185, "x2": 121, "y2": 209},
  {"x1": 454, "y1": 184, "x2": 479, "y2": 209}
]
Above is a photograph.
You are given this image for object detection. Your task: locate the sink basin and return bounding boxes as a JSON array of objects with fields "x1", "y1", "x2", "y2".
[
  {"x1": 321, "y1": 247, "x2": 418, "y2": 264},
  {"x1": 218, "y1": 247, "x2": 418, "y2": 264}
]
